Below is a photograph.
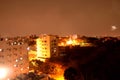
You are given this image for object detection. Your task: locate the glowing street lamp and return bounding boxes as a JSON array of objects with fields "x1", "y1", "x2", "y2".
[{"x1": 0, "y1": 68, "x2": 8, "y2": 79}]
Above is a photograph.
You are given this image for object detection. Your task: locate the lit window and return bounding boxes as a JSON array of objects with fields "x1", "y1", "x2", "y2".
[
  {"x1": 5, "y1": 38, "x2": 8, "y2": 41},
  {"x1": 21, "y1": 68, "x2": 23, "y2": 71},
  {"x1": 27, "y1": 47, "x2": 30, "y2": 51},
  {"x1": 0, "y1": 49, "x2": 3, "y2": 52},
  {"x1": 16, "y1": 59, "x2": 18, "y2": 62},
  {"x1": 18, "y1": 42, "x2": 22, "y2": 45},
  {"x1": 27, "y1": 67, "x2": 29, "y2": 69},
  {"x1": 14, "y1": 64, "x2": 17, "y2": 67},
  {"x1": 11, "y1": 43, "x2": 14, "y2": 45},
  {"x1": 20, "y1": 57, "x2": 23, "y2": 60},
  {"x1": 14, "y1": 42, "x2": 17, "y2": 45},
  {"x1": 54, "y1": 49, "x2": 56, "y2": 53}
]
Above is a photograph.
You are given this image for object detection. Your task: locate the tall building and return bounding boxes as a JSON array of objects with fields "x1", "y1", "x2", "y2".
[
  {"x1": 0, "y1": 37, "x2": 29, "y2": 80},
  {"x1": 36, "y1": 34, "x2": 59, "y2": 61}
]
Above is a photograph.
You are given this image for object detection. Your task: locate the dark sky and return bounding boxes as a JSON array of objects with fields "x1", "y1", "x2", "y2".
[{"x1": 0, "y1": 0, "x2": 120, "y2": 37}]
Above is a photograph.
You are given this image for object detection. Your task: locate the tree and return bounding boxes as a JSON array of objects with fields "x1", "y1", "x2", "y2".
[{"x1": 64, "y1": 67, "x2": 78, "y2": 80}]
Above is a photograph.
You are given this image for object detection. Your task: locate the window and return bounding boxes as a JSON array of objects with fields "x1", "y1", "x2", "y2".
[
  {"x1": 7, "y1": 54, "x2": 12, "y2": 57},
  {"x1": 0, "y1": 49, "x2": 3, "y2": 52},
  {"x1": 13, "y1": 53, "x2": 17, "y2": 56},
  {"x1": 0, "y1": 38, "x2": 4, "y2": 41},
  {"x1": 0, "y1": 55, "x2": 4, "y2": 58},
  {"x1": 0, "y1": 61, "x2": 4, "y2": 64},
  {"x1": 7, "y1": 48, "x2": 11, "y2": 51}
]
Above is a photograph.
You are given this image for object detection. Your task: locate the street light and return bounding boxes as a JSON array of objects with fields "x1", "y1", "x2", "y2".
[{"x1": 0, "y1": 68, "x2": 8, "y2": 79}]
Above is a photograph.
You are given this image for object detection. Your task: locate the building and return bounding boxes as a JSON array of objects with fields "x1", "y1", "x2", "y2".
[
  {"x1": 0, "y1": 37, "x2": 29, "y2": 80},
  {"x1": 58, "y1": 35, "x2": 93, "y2": 57},
  {"x1": 36, "y1": 34, "x2": 59, "y2": 61}
]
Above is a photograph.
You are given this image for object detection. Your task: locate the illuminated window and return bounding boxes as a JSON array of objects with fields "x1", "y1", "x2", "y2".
[
  {"x1": 0, "y1": 49, "x2": 4, "y2": 52},
  {"x1": 16, "y1": 59, "x2": 18, "y2": 62},
  {"x1": 20, "y1": 57, "x2": 23, "y2": 60}
]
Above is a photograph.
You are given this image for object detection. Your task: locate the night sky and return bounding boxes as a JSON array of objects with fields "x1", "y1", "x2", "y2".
[{"x1": 0, "y1": 0, "x2": 120, "y2": 37}]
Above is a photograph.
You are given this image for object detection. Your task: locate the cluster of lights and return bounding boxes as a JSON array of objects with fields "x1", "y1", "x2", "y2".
[
  {"x1": 66, "y1": 39, "x2": 80, "y2": 45},
  {"x1": 58, "y1": 37, "x2": 92, "y2": 47},
  {"x1": 14, "y1": 57, "x2": 23, "y2": 67},
  {"x1": 11, "y1": 41, "x2": 24, "y2": 46},
  {"x1": 0, "y1": 37, "x2": 29, "y2": 80},
  {"x1": 58, "y1": 38, "x2": 84, "y2": 46}
]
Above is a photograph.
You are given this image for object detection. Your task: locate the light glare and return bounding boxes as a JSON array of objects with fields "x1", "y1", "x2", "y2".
[{"x1": 0, "y1": 68, "x2": 8, "y2": 79}]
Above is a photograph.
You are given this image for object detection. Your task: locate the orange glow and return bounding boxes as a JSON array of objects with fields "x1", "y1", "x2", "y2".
[
  {"x1": 0, "y1": 68, "x2": 8, "y2": 79},
  {"x1": 36, "y1": 38, "x2": 46, "y2": 62},
  {"x1": 28, "y1": 50, "x2": 37, "y2": 61},
  {"x1": 59, "y1": 38, "x2": 81, "y2": 46},
  {"x1": 58, "y1": 37, "x2": 92, "y2": 47},
  {"x1": 66, "y1": 39, "x2": 80, "y2": 46},
  {"x1": 50, "y1": 64, "x2": 65, "y2": 80},
  {"x1": 66, "y1": 39, "x2": 72, "y2": 45}
]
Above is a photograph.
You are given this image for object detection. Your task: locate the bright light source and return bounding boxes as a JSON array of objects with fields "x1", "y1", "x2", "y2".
[
  {"x1": 111, "y1": 25, "x2": 117, "y2": 31},
  {"x1": 27, "y1": 47, "x2": 30, "y2": 51},
  {"x1": 14, "y1": 64, "x2": 17, "y2": 67},
  {"x1": 16, "y1": 59, "x2": 18, "y2": 62},
  {"x1": 66, "y1": 39, "x2": 73, "y2": 45},
  {"x1": 21, "y1": 68, "x2": 23, "y2": 71},
  {"x1": 0, "y1": 49, "x2": 3, "y2": 52},
  {"x1": 20, "y1": 57, "x2": 23, "y2": 60},
  {"x1": 7, "y1": 78, "x2": 10, "y2": 80},
  {"x1": 0, "y1": 68, "x2": 8, "y2": 79}
]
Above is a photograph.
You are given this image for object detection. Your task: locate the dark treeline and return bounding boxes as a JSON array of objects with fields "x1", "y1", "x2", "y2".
[{"x1": 61, "y1": 37, "x2": 120, "y2": 80}]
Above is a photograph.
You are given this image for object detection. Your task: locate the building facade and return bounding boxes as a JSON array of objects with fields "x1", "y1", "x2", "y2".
[
  {"x1": 36, "y1": 34, "x2": 59, "y2": 61},
  {"x1": 0, "y1": 37, "x2": 29, "y2": 80}
]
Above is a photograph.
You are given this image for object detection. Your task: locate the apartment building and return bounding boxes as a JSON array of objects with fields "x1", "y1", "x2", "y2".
[
  {"x1": 0, "y1": 37, "x2": 29, "y2": 80},
  {"x1": 36, "y1": 34, "x2": 59, "y2": 61}
]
